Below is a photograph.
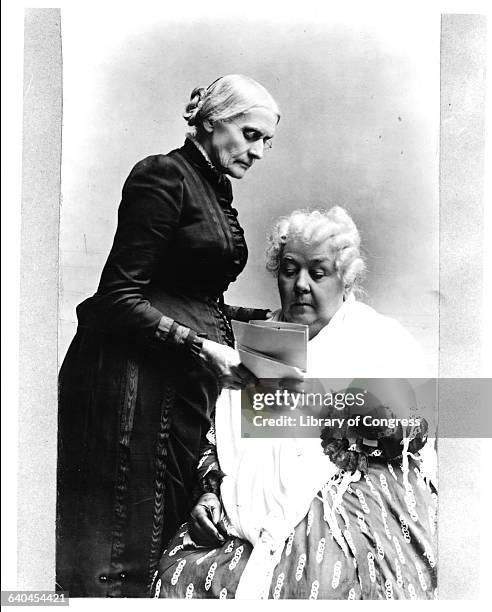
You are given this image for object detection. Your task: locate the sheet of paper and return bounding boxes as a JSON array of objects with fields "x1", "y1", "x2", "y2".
[
  {"x1": 238, "y1": 347, "x2": 306, "y2": 381},
  {"x1": 248, "y1": 320, "x2": 308, "y2": 332},
  {"x1": 232, "y1": 320, "x2": 308, "y2": 370}
]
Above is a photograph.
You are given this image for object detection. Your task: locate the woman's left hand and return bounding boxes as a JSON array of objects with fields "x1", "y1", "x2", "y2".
[{"x1": 189, "y1": 493, "x2": 228, "y2": 546}]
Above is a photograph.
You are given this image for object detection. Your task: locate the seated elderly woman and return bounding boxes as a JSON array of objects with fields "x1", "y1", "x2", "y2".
[{"x1": 151, "y1": 207, "x2": 437, "y2": 600}]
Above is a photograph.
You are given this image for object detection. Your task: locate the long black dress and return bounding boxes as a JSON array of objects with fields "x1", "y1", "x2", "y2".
[{"x1": 56, "y1": 139, "x2": 265, "y2": 597}]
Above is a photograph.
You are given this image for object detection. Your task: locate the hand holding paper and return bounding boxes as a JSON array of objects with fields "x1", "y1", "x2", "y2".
[{"x1": 232, "y1": 320, "x2": 308, "y2": 381}]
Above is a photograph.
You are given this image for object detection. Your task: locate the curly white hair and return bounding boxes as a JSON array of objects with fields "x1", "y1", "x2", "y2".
[{"x1": 266, "y1": 206, "x2": 366, "y2": 295}]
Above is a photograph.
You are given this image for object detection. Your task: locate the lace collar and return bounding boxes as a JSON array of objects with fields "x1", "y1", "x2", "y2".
[
  {"x1": 188, "y1": 137, "x2": 214, "y2": 168},
  {"x1": 183, "y1": 137, "x2": 229, "y2": 185}
]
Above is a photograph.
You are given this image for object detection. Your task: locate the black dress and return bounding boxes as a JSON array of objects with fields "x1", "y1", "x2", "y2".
[{"x1": 56, "y1": 139, "x2": 266, "y2": 597}]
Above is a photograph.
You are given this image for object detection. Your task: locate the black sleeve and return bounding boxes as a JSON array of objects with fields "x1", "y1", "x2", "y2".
[
  {"x1": 222, "y1": 304, "x2": 271, "y2": 322},
  {"x1": 93, "y1": 155, "x2": 184, "y2": 337}
]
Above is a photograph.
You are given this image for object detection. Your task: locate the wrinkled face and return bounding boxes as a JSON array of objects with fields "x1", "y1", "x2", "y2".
[
  {"x1": 202, "y1": 107, "x2": 277, "y2": 178},
  {"x1": 278, "y1": 237, "x2": 345, "y2": 339}
]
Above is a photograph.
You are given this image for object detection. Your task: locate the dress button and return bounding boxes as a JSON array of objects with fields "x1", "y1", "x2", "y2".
[{"x1": 99, "y1": 575, "x2": 107, "y2": 582}]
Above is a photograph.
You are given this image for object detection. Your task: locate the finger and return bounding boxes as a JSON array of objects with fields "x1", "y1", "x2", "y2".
[
  {"x1": 215, "y1": 519, "x2": 229, "y2": 538},
  {"x1": 221, "y1": 378, "x2": 243, "y2": 390},
  {"x1": 221, "y1": 373, "x2": 255, "y2": 390},
  {"x1": 190, "y1": 504, "x2": 209, "y2": 521},
  {"x1": 226, "y1": 380, "x2": 253, "y2": 391},
  {"x1": 210, "y1": 503, "x2": 222, "y2": 524},
  {"x1": 195, "y1": 509, "x2": 225, "y2": 543},
  {"x1": 190, "y1": 520, "x2": 223, "y2": 546},
  {"x1": 189, "y1": 522, "x2": 220, "y2": 547},
  {"x1": 235, "y1": 364, "x2": 259, "y2": 386}
]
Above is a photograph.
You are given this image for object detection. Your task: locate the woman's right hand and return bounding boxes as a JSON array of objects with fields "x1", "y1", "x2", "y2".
[
  {"x1": 189, "y1": 493, "x2": 228, "y2": 546},
  {"x1": 200, "y1": 339, "x2": 257, "y2": 389}
]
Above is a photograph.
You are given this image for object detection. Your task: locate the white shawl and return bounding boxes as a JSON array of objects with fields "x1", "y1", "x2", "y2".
[{"x1": 214, "y1": 297, "x2": 434, "y2": 598}]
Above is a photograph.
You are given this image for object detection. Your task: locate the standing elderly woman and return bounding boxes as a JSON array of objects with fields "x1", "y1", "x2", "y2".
[
  {"x1": 152, "y1": 207, "x2": 437, "y2": 600},
  {"x1": 56, "y1": 75, "x2": 280, "y2": 597}
]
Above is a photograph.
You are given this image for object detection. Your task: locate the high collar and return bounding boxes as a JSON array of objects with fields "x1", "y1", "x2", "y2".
[
  {"x1": 188, "y1": 136, "x2": 214, "y2": 166},
  {"x1": 181, "y1": 138, "x2": 232, "y2": 194}
]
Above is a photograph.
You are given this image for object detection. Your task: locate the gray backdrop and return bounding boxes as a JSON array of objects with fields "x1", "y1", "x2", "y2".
[
  {"x1": 59, "y1": 12, "x2": 440, "y2": 370},
  {"x1": 19, "y1": 7, "x2": 487, "y2": 600}
]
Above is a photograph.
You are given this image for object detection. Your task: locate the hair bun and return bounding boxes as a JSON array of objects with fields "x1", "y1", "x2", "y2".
[{"x1": 183, "y1": 86, "x2": 207, "y2": 126}]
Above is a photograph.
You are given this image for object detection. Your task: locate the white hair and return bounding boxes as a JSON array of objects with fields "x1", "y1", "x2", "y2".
[
  {"x1": 183, "y1": 74, "x2": 280, "y2": 136},
  {"x1": 266, "y1": 207, "x2": 366, "y2": 295}
]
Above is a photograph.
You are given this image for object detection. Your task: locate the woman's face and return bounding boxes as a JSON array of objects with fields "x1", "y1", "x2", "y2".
[
  {"x1": 278, "y1": 237, "x2": 345, "y2": 339},
  {"x1": 201, "y1": 107, "x2": 277, "y2": 179}
]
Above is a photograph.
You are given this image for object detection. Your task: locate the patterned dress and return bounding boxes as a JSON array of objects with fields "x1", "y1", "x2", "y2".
[
  {"x1": 150, "y1": 276, "x2": 437, "y2": 600},
  {"x1": 151, "y1": 454, "x2": 437, "y2": 599}
]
